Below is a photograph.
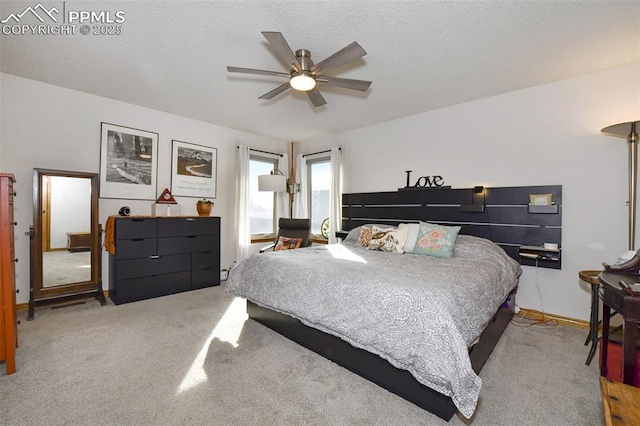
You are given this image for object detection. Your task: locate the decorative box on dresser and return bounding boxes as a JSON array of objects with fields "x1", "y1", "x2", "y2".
[
  {"x1": 0, "y1": 173, "x2": 18, "y2": 375},
  {"x1": 108, "y1": 216, "x2": 220, "y2": 305}
]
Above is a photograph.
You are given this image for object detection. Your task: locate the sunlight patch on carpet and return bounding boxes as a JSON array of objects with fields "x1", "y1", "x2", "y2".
[{"x1": 177, "y1": 296, "x2": 247, "y2": 394}]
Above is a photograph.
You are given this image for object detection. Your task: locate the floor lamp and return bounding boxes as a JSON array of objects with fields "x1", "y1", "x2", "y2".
[{"x1": 601, "y1": 120, "x2": 640, "y2": 251}]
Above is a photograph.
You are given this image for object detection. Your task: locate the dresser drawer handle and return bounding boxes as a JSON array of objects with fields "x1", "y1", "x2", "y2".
[
  {"x1": 148, "y1": 255, "x2": 160, "y2": 259},
  {"x1": 12, "y1": 221, "x2": 17, "y2": 226},
  {"x1": 14, "y1": 258, "x2": 18, "y2": 263},
  {"x1": 132, "y1": 238, "x2": 144, "y2": 242},
  {"x1": 12, "y1": 191, "x2": 16, "y2": 197}
]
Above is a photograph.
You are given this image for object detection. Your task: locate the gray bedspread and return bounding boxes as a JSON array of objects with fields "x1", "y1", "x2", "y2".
[{"x1": 225, "y1": 234, "x2": 520, "y2": 418}]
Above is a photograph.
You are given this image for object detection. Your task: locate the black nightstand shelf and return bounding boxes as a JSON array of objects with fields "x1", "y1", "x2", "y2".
[
  {"x1": 335, "y1": 230, "x2": 349, "y2": 241},
  {"x1": 518, "y1": 245, "x2": 562, "y2": 270}
]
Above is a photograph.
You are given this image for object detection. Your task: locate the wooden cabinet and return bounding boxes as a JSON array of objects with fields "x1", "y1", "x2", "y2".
[
  {"x1": 66, "y1": 232, "x2": 91, "y2": 252},
  {"x1": 108, "y1": 216, "x2": 220, "y2": 305},
  {"x1": 0, "y1": 173, "x2": 17, "y2": 375}
]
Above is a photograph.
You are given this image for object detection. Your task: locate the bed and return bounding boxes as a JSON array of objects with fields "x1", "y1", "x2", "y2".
[
  {"x1": 226, "y1": 185, "x2": 561, "y2": 420},
  {"x1": 227, "y1": 230, "x2": 520, "y2": 419}
]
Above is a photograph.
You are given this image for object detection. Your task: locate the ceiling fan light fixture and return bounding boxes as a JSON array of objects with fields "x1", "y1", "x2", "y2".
[
  {"x1": 227, "y1": 32, "x2": 370, "y2": 107},
  {"x1": 290, "y1": 72, "x2": 316, "y2": 91}
]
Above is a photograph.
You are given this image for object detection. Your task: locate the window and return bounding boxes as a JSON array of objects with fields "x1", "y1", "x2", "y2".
[
  {"x1": 307, "y1": 157, "x2": 331, "y2": 236},
  {"x1": 249, "y1": 156, "x2": 277, "y2": 237}
]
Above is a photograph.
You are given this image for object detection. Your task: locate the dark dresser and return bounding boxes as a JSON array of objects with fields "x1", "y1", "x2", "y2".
[{"x1": 108, "y1": 216, "x2": 220, "y2": 305}]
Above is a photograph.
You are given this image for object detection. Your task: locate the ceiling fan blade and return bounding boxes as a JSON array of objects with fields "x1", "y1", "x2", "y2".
[
  {"x1": 317, "y1": 76, "x2": 372, "y2": 92},
  {"x1": 227, "y1": 66, "x2": 289, "y2": 78},
  {"x1": 259, "y1": 82, "x2": 291, "y2": 100},
  {"x1": 311, "y1": 42, "x2": 366, "y2": 75},
  {"x1": 306, "y1": 88, "x2": 327, "y2": 108},
  {"x1": 261, "y1": 32, "x2": 301, "y2": 72}
]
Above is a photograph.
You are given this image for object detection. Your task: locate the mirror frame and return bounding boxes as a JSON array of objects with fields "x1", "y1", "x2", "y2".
[{"x1": 29, "y1": 168, "x2": 106, "y2": 319}]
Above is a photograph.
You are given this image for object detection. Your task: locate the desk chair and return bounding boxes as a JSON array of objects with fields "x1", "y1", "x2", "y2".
[{"x1": 259, "y1": 218, "x2": 311, "y2": 253}]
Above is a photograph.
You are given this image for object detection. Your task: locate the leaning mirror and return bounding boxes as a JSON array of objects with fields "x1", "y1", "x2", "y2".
[{"x1": 29, "y1": 168, "x2": 106, "y2": 319}]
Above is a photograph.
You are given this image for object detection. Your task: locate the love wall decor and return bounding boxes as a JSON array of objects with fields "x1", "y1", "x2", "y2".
[{"x1": 399, "y1": 170, "x2": 451, "y2": 191}]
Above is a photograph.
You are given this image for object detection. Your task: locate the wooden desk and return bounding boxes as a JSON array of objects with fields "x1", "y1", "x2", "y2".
[
  {"x1": 599, "y1": 271, "x2": 640, "y2": 385},
  {"x1": 600, "y1": 377, "x2": 640, "y2": 425},
  {"x1": 580, "y1": 269, "x2": 603, "y2": 365}
]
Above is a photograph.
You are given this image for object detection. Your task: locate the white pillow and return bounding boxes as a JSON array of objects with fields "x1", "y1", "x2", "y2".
[
  {"x1": 368, "y1": 225, "x2": 408, "y2": 253},
  {"x1": 399, "y1": 223, "x2": 420, "y2": 252}
]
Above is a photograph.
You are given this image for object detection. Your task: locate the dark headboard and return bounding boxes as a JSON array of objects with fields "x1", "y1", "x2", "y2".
[{"x1": 341, "y1": 185, "x2": 562, "y2": 267}]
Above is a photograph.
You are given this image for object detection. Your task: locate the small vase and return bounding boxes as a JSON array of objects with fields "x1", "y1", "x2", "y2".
[{"x1": 196, "y1": 203, "x2": 212, "y2": 217}]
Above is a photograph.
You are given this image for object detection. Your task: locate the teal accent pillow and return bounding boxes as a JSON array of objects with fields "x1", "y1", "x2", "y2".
[{"x1": 411, "y1": 222, "x2": 461, "y2": 258}]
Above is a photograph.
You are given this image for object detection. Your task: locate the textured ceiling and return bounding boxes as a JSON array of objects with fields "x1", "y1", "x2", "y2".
[{"x1": 1, "y1": 1, "x2": 639, "y2": 141}]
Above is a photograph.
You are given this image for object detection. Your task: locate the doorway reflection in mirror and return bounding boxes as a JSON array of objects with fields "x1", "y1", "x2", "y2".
[{"x1": 41, "y1": 176, "x2": 91, "y2": 287}]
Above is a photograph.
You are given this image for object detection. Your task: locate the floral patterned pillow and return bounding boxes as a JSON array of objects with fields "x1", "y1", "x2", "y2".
[
  {"x1": 411, "y1": 222, "x2": 461, "y2": 258},
  {"x1": 368, "y1": 225, "x2": 408, "y2": 253},
  {"x1": 357, "y1": 225, "x2": 373, "y2": 247},
  {"x1": 275, "y1": 236, "x2": 303, "y2": 251}
]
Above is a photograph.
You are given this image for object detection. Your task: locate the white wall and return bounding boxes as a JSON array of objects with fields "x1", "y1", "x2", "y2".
[
  {"x1": 302, "y1": 63, "x2": 640, "y2": 321},
  {"x1": 3, "y1": 64, "x2": 639, "y2": 319},
  {"x1": 0, "y1": 73, "x2": 286, "y2": 304}
]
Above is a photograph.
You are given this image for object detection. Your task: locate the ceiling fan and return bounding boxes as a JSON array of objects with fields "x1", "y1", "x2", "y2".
[{"x1": 227, "y1": 31, "x2": 372, "y2": 108}]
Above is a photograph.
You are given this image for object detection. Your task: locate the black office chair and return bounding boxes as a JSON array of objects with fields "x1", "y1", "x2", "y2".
[{"x1": 259, "y1": 218, "x2": 312, "y2": 253}]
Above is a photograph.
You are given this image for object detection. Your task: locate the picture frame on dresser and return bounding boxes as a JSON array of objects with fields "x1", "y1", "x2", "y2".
[
  {"x1": 99, "y1": 122, "x2": 158, "y2": 200},
  {"x1": 170, "y1": 140, "x2": 217, "y2": 199}
]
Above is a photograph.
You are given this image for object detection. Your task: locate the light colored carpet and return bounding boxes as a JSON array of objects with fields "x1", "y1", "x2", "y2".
[
  {"x1": 42, "y1": 250, "x2": 91, "y2": 287},
  {"x1": 1, "y1": 286, "x2": 603, "y2": 425}
]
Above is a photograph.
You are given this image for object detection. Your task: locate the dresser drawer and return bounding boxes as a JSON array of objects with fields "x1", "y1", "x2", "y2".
[
  {"x1": 192, "y1": 268, "x2": 220, "y2": 289},
  {"x1": 157, "y1": 217, "x2": 219, "y2": 237},
  {"x1": 116, "y1": 238, "x2": 157, "y2": 260},
  {"x1": 116, "y1": 218, "x2": 157, "y2": 239},
  {"x1": 157, "y1": 235, "x2": 219, "y2": 255},
  {"x1": 192, "y1": 251, "x2": 219, "y2": 269},
  {"x1": 112, "y1": 271, "x2": 191, "y2": 304},
  {"x1": 115, "y1": 254, "x2": 190, "y2": 280}
]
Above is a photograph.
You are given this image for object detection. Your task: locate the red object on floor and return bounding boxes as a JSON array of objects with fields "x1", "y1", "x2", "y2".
[{"x1": 600, "y1": 340, "x2": 640, "y2": 387}]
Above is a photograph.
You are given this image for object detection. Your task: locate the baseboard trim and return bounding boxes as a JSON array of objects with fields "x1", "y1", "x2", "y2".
[
  {"x1": 16, "y1": 290, "x2": 110, "y2": 312},
  {"x1": 517, "y1": 308, "x2": 590, "y2": 330}
]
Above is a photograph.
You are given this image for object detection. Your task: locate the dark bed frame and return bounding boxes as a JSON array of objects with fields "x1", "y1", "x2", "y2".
[{"x1": 246, "y1": 185, "x2": 562, "y2": 421}]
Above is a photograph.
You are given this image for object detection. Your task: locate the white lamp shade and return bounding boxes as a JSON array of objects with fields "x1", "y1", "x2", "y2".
[{"x1": 258, "y1": 174, "x2": 286, "y2": 192}]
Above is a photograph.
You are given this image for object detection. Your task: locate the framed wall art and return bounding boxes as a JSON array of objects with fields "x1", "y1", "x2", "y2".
[
  {"x1": 170, "y1": 140, "x2": 217, "y2": 199},
  {"x1": 99, "y1": 123, "x2": 158, "y2": 200}
]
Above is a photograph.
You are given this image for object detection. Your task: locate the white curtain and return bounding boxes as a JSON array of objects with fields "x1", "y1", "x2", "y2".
[
  {"x1": 329, "y1": 147, "x2": 342, "y2": 244},
  {"x1": 292, "y1": 154, "x2": 308, "y2": 218},
  {"x1": 235, "y1": 145, "x2": 251, "y2": 262},
  {"x1": 276, "y1": 154, "x2": 290, "y2": 219}
]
